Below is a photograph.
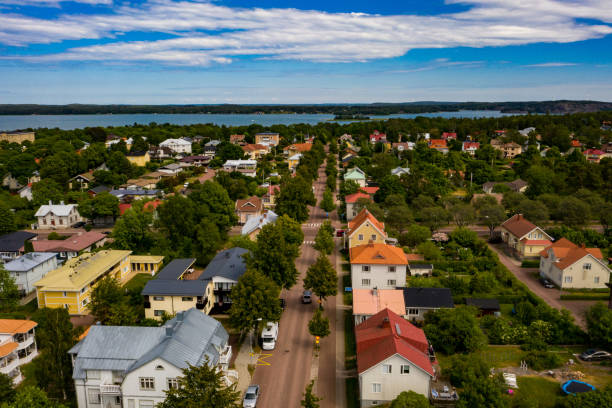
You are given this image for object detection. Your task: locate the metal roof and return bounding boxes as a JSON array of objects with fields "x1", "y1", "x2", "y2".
[
  {"x1": 156, "y1": 258, "x2": 195, "y2": 280},
  {"x1": 200, "y1": 247, "x2": 249, "y2": 282},
  {"x1": 401, "y1": 287, "x2": 454, "y2": 309},
  {"x1": 4, "y1": 252, "x2": 57, "y2": 272},
  {"x1": 141, "y1": 279, "x2": 208, "y2": 296},
  {"x1": 0, "y1": 231, "x2": 37, "y2": 252}
]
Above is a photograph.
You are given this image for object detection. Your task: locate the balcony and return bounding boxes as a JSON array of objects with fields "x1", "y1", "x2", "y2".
[
  {"x1": 219, "y1": 345, "x2": 232, "y2": 366},
  {"x1": 100, "y1": 384, "x2": 122, "y2": 395},
  {"x1": 0, "y1": 355, "x2": 19, "y2": 376},
  {"x1": 17, "y1": 347, "x2": 38, "y2": 365},
  {"x1": 14, "y1": 334, "x2": 34, "y2": 350}
]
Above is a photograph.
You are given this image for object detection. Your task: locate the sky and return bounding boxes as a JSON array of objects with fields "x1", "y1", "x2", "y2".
[{"x1": 0, "y1": 0, "x2": 611, "y2": 104}]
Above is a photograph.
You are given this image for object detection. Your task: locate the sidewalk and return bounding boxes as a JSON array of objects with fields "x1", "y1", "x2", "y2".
[{"x1": 233, "y1": 333, "x2": 255, "y2": 395}]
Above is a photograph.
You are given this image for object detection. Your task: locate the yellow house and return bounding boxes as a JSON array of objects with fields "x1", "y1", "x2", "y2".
[
  {"x1": 287, "y1": 153, "x2": 302, "y2": 172},
  {"x1": 142, "y1": 259, "x2": 214, "y2": 320},
  {"x1": 35, "y1": 250, "x2": 132, "y2": 315},
  {"x1": 126, "y1": 151, "x2": 150, "y2": 167},
  {"x1": 347, "y1": 208, "x2": 388, "y2": 249},
  {"x1": 500, "y1": 214, "x2": 553, "y2": 258},
  {"x1": 129, "y1": 255, "x2": 164, "y2": 275}
]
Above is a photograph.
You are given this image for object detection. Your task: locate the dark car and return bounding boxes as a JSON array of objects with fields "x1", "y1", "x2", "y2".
[
  {"x1": 539, "y1": 277, "x2": 555, "y2": 289},
  {"x1": 279, "y1": 298, "x2": 286, "y2": 310},
  {"x1": 72, "y1": 221, "x2": 86, "y2": 228},
  {"x1": 580, "y1": 349, "x2": 612, "y2": 361},
  {"x1": 335, "y1": 229, "x2": 345, "y2": 237},
  {"x1": 302, "y1": 290, "x2": 312, "y2": 304}
]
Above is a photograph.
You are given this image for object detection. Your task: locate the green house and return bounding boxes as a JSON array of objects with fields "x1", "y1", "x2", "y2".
[{"x1": 344, "y1": 167, "x2": 366, "y2": 187}]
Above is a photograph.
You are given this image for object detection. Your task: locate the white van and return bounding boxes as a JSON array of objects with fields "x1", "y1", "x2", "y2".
[{"x1": 261, "y1": 321, "x2": 279, "y2": 350}]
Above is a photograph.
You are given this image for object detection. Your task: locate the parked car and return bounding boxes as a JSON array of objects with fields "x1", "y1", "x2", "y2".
[
  {"x1": 72, "y1": 221, "x2": 86, "y2": 228},
  {"x1": 302, "y1": 290, "x2": 312, "y2": 304},
  {"x1": 335, "y1": 229, "x2": 345, "y2": 237},
  {"x1": 539, "y1": 277, "x2": 555, "y2": 288},
  {"x1": 580, "y1": 349, "x2": 612, "y2": 361},
  {"x1": 243, "y1": 385, "x2": 260, "y2": 408},
  {"x1": 261, "y1": 322, "x2": 279, "y2": 350}
]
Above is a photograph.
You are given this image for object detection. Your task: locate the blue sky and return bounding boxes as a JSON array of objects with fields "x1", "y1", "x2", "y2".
[{"x1": 0, "y1": 0, "x2": 611, "y2": 104}]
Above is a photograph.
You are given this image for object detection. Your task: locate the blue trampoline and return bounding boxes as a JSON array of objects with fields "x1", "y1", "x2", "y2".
[{"x1": 561, "y1": 380, "x2": 595, "y2": 395}]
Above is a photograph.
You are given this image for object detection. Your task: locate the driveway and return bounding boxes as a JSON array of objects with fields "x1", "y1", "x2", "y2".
[{"x1": 487, "y1": 244, "x2": 595, "y2": 330}]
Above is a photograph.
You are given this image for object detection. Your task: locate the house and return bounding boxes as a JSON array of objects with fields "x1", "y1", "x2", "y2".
[
  {"x1": 0, "y1": 319, "x2": 38, "y2": 384},
  {"x1": 262, "y1": 185, "x2": 280, "y2": 209},
  {"x1": 17, "y1": 184, "x2": 32, "y2": 201},
  {"x1": 123, "y1": 178, "x2": 158, "y2": 190},
  {"x1": 283, "y1": 143, "x2": 312, "y2": 156},
  {"x1": 4, "y1": 253, "x2": 58, "y2": 296},
  {"x1": 492, "y1": 141, "x2": 523, "y2": 158},
  {"x1": 441, "y1": 132, "x2": 457, "y2": 140},
  {"x1": 230, "y1": 134, "x2": 246, "y2": 145},
  {"x1": 352, "y1": 288, "x2": 405, "y2": 325},
  {"x1": 539, "y1": 238, "x2": 611, "y2": 289},
  {"x1": 287, "y1": 153, "x2": 302, "y2": 172},
  {"x1": 235, "y1": 196, "x2": 263, "y2": 224},
  {"x1": 241, "y1": 210, "x2": 278, "y2": 239},
  {"x1": 179, "y1": 155, "x2": 209, "y2": 167},
  {"x1": 347, "y1": 208, "x2": 387, "y2": 249},
  {"x1": 126, "y1": 151, "x2": 150, "y2": 167},
  {"x1": 344, "y1": 167, "x2": 367, "y2": 187},
  {"x1": 342, "y1": 153, "x2": 357, "y2": 167},
  {"x1": 390, "y1": 167, "x2": 410, "y2": 177},
  {"x1": 500, "y1": 214, "x2": 553, "y2": 258},
  {"x1": 369, "y1": 130, "x2": 387, "y2": 144},
  {"x1": 462, "y1": 141, "x2": 480, "y2": 155},
  {"x1": 0, "y1": 231, "x2": 37, "y2": 263},
  {"x1": 583, "y1": 149, "x2": 606, "y2": 163},
  {"x1": 0, "y1": 131, "x2": 35, "y2": 144},
  {"x1": 200, "y1": 248, "x2": 250, "y2": 313},
  {"x1": 355, "y1": 309, "x2": 434, "y2": 406},
  {"x1": 408, "y1": 264, "x2": 433, "y2": 277},
  {"x1": 482, "y1": 179, "x2": 528, "y2": 194},
  {"x1": 2, "y1": 173, "x2": 22, "y2": 190},
  {"x1": 129, "y1": 255, "x2": 164, "y2": 276},
  {"x1": 142, "y1": 258, "x2": 214, "y2": 320},
  {"x1": 159, "y1": 138, "x2": 192, "y2": 154},
  {"x1": 466, "y1": 298, "x2": 500, "y2": 316},
  {"x1": 204, "y1": 140, "x2": 221, "y2": 158},
  {"x1": 350, "y1": 243, "x2": 408, "y2": 290},
  {"x1": 87, "y1": 185, "x2": 111, "y2": 197},
  {"x1": 242, "y1": 144, "x2": 269, "y2": 160},
  {"x1": 428, "y1": 139, "x2": 448, "y2": 154},
  {"x1": 392, "y1": 142, "x2": 414, "y2": 151},
  {"x1": 148, "y1": 146, "x2": 174, "y2": 160},
  {"x1": 255, "y1": 132, "x2": 280, "y2": 147},
  {"x1": 402, "y1": 288, "x2": 454, "y2": 322},
  {"x1": 35, "y1": 251, "x2": 161, "y2": 315},
  {"x1": 223, "y1": 160, "x2": 257, "y2": 177},
  {"x1": 30, "y1": 231, "x2": 108, "y2": 261},
  {"x1": 345, "y1": 192, "x2": 373, "y2": 221},
  {"x1": 158, "y1": 163, "x2": 186, "y2": 175},
  {"x1": 69, "y1": 309, "x2": 233, "y2": 408},
  {"x1": 519, "y1": 127, "x2": 536, "y2": 137},
  {"x1": 110, "y1": 189, "x2": 161, "y2": 201},
  {"x1": 35, "y1": 201, "x2": 82, "y2": 229},
  {"x1": 69, "y1": 171, "x2": 95, "y2": 190}
]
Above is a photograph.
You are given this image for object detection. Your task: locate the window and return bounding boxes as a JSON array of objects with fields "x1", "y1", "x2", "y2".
[
  {"x1": 401, "y1": 365, "x2": 410, "y2": 374},
  {"x1": 382, "y1": 364, "x2": 392, "y2": 374},
  {"x1": 81, "y1": 287, "x2": 86, "y2": 293},
  {"x1": 372, "y1": 383, "x2": 382, "y2": 393},
  {"x1": 361, "y1": 279, "x2": 371, "y2": 286},
  {"x1": 594, "y1": 276, "x2": 600, "y2": 284},
  {"x1": 387, "y1": 280, "x2": 396, "y2": 286},
  {"x1": 87, "y1": 388, "x2": 101, "y2": 404},
  {"x1": 564, "y1": 276, "x2": 573, "y2": 283},
  {"x1": 63, "y1": 291, "x2": 67, "y2": 297},
  {"x1": 371, "y1": 234, "x2": 377, "y2": 241},
  {"x1": 139, "y1": 377, "x2": 155, "y2": 391},
  {"x1": 408, "y1": 308, "x2": 419, "y2": 315},
  {"x1": 155, "y1": 365, "x2": 164, "y2": 370},
  {"x1": 167, "y1": 378, "x2": 180, "y2": 390},
  {"x1": 154, "y1": 310, "x2": 165, "y2": 317},
  {"x1": 584, "y1": 263, "x2": 592, "y2": 270},
  {"x1": 153, "y1": 296, "x2": 164, "y2": 301},
  {"x1": 82, "y1": 298, "x2": 88, "y2": 306},
  {"x1": 388, "y1": 266, "x2": 396, "y2": 273},
  {"x1": 139, "y1": 401, "x2": 154, "y2": 408},
  {"x1": 182, "y1": 297, "x2": 193, "y2": 302},
  {"x1": 362, "y1": 265, "x2": 370, "y2": 272},
  {"x1": 115, "y1": 396, "x2": 122, "y2": 405},
  {"x1": 358, "y1": 234, "x2": 364, "y2": 241}
]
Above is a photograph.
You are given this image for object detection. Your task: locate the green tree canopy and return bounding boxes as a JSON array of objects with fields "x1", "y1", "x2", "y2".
[
  {"x1": 586, "y1": 303, "x2": 612, "y2": 349},
  {"x1": 478, "y1": 204, "x2": 507, "y2": 238},
  {"x1": 308, "y1": 308, "x2": 331, "y2": 338},
  {"x1": 275, "y1": 175, "x2": 315, "y2": 223},
  {"x1": 301, "y1": 380, "x2": 321, "y2": 408},
  {"x1": 249, "y1": 222, "x2": 300, "y2": 289},
  {"x1": 320, "y1": 188, "x2": 336, "y2": 213},
  {"x1": 0, "y1": 265, "x2": 19, "y2": 312},
  {"x1": 88, "y1": 276, "x2": 125, "y2": 324},
  {"x1": 313, "y1": 222, "x2": 335, "y2": 255},
  {"x1": 304, "y1": 253, "x2": 338, "y2": 304},
  {"x1": 229, "y1": 269, "x2": 282, "y2": 334},
  {"x1": 0, "y1": 386, "x2": 68, "y2": 408},
  {"x1": 0, "y1": 203, "x2": 16, "y2": 235},
  {"x1": 424, "y1": 307, "x2": 486, "y2": 354},
  {"x1": 389, "y1": 391, "x2": 432, "y2": 408}
]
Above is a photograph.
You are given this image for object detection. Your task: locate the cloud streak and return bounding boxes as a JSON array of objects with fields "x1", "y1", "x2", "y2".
[{"x1": 1, "y1": 0, "x2": 611, "y2": 66}]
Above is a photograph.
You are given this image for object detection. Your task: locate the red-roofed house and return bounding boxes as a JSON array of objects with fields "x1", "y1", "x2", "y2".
[
  {"x1": 355, "y1": 309, "x2": 434, "y2": 406},
  {"x1": 462, "y1": 141, "x2": 480, "y2": 156},
  {"x1": 283, "y1": 143, "x2": 312, "y2": 156},
  {"x1": 500, "y1": 214, "x2": 552, "y2": 258},
  {"x1": 583, "y1": 149, "x2": 606, "y2": 163},
  {"x1": 345, "y1": 187, "x2": 379, "y2": 221},
  {"x1": 571, "y1": 140, "x2": 582, "y2": 149},
  {"x1": 539, "y1": 238, "x2": 610, "y2": 289},
  {"x1": 441, "y1": 132, "x2": 457, "y2": 140},
  {"x1": 347, "y1": 208, "x2": 388, "y2": 249},
  {"x1": 235, "y1": 196, "x2": 263, "y2": 224},
  {"x1": 369, "y1": 130, "x2": 387, "y2": 144},
  {"x1": 350, "y1": 243, "x2": 408, "y2": 290},
  {"x1": 428, "y1": 139, "x2": 448, "y2": 154},
  {"x1": 28, "y1": 231, "x2": 107, "y2": 261}
]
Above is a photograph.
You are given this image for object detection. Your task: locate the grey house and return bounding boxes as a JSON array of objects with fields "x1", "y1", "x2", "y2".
[
  {"x1": 200, "y1": 247, "x2": 250, "y2": 313},
  {"x1": 4, "y1": 252, "x2": 58, "y2": 295}
]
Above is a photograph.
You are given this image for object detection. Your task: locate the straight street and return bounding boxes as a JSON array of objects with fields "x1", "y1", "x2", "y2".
[{"x1": 251, "y1": 162, "x2": 338, "y2": 407}]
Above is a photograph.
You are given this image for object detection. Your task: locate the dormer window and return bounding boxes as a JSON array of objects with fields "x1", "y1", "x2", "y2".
[{"x1": 156, "y1": 365, "x2": 164, "y2": 370}]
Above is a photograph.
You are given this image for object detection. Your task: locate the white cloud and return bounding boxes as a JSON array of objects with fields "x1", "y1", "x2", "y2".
[
  {"x1": 1, "y1": 0, "x2": 611, "y2": 65},
  {"x1": 523, "y1": 62, "x2": 579, "y2": 67}
]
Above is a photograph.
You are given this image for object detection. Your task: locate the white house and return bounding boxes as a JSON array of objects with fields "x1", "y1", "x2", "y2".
[
  {"x1": 159, "y1": 138, "x2": 192, "y2": 154},
  {"x1": 0, "y1": 319, "x2": 38, "y2": 384},
  {"x1": 199, "y1": 247, "x2": 249, "y2": 313},
  {"x1": 17, "y1": 185, "x2": 32, "y2": 201},
  {"x1": 390, "y1": 167, "x2": 410, "y2": 177},
  {"x1": 539, "y1": 238, "x2": 611, "y2": 289},
  {"x1": 4, "y1": 252, "x2": 58, "y2": 295},
  {"x1": 35, "y1": 201, "x2": 81, "y2": 229},
  {"x1": 350, "y1": 243, "x2": 408, "y2": 290},
  {"x1": 69, "y1": 308, "x2": 234, "y2": 408},
  {"x1": 355, "y1": 309, "x2": 434, "y2": 407},
  {"x1": 223, "y1": 160, "x2": 257, "y2": 177}
]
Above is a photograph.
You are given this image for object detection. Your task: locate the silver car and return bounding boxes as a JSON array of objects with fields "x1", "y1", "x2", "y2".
[{"x1": 243, "y1": 385, "x2": 260, "y2": 408}]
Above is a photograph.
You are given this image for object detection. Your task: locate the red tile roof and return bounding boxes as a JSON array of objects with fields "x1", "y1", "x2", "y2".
[
  {"x1": 360, "y1": 187, "x2": 379, "y2": 195},
  {"x1": 501, "y1": 214, "x2": 539, "y2": 239},
  {"x1": 350, "y1": 243, "x2": 408, "y2": 265},
  {"x1": 428, "y1": 139, "x2": 447, "y2": 148},
  {"x1": 345, "y1": 192, "x2": 372, "y2": 204},
  {"x1": 0, "y1": 319, "x2": 37, "y2": 334},
  {"x1": 355, "y1": 309, "x2": 433, "y2": 376},
  {"x1": 242, "y1": 143, "x2": 268, "y2": 152},
  {"x1": 236, "y1": 196, "x2": 263, "y2": 213},
  {"x1": 442, "y1": 132, "x2": 457, "y2": 139},
  {"x1": 348, "y1": 208, "x2": 386, "y2": 235},
  {"x1": 31, "y1": 231, "x2": 106, "y2": 253},
  {"x1": 119, "y1": 203, "x2": 132, "y2": 216},
  {"x1": 540, "y1": 238, "x2": 605, "y2": 270},
  {"x1": 283, "y1": 143, "x2": 312, "y2": 153}
]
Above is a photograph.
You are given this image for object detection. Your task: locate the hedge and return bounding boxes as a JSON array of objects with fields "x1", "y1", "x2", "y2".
[
  {"x1": 521, "y1": 260, "x2": 541, "y2": 268},
  {"x1": 560, "y1": 294, "x2": 610, "y2": 301}
]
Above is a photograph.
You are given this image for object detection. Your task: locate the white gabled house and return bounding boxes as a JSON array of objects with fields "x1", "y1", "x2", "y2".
[
  {"x1": 350, "y1": 243, "x2": 408, "y2": 290},
  {"x1": 159, "y1": 138, "x2": 192, "y2": 154},
  {"x1": 35, "y1": 201, "x2": 82, "y2": 229}
]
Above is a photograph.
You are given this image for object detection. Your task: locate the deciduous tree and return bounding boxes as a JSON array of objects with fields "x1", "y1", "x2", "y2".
[
  {"x1": 313, "y1": 222, "x2": 334, "y2": 255},
  {"x1": 301, "y1": 380, "x2": 321, "y2": 408},
  {"x1": 0, "y1": 265, "x2": 19, "y2": 312},
  {"x1": 0, "y1": 203, "x2": 16, "y2": 235},
  {"x1": 424, "y1": 307, "x2": 486, "y2": 354},
  {"x1": 304, "y1": 254, "x2": 337, "y2": 304},
  {"x1": 229, "y1": 270, "x2": 282, "y2": 335},
  {"x1": 308, "y1": 308, "x2": 330, "y2": 338},
  {"x1": 389, "y1": 391, "x2": 431, "y2": 408},
  {"x1": 88, "y1": 276, "x2": 124, "y2": 324},
  {"x1": 478, "y1": 204, "x2": 506, "y2": 238},
  {"x1": 320, "y1": 188, "x2": 336, "y2": 213}
]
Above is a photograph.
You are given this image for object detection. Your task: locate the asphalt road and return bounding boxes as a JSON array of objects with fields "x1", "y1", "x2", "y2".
[{"x1": 251, "y1": 163, "x2": 337, "y2": 407}]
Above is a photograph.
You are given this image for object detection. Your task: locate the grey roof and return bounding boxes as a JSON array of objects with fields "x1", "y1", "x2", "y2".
[
  {"x1": 4, "y1": 252, "x2": 57, "y2": 272},
  {"x1": 69, "y1": 309, "x2": 228, "y2": 379},
  {"x1": 200, "y1": 247, "x2": 249, "y2": 282},
  {"x1": 161, "y1": 163, "x2": 183, "y2": 171},
  {"x1": 205, "y1": 140, "x2": 221, "y2": 146},
  {"x1": 241, "y1": 210, "x2": 278, "y2": 235},
  {"x1": 142, "y1": 279, "x2": 208, "y2": 296},
  {"x1": 88, "y1": 185, "x2": 111, "y2": 194},
  {"x1": 400, "y1": 287, "x2": 454, "y2": 309},
  {"x1": 156, "y1": 258, "x2": 196, "y2": 280},
  {"x1": 409, "y1": 264, "x2": 433, "y2": 270},
  {"x1": 0, "y1": 231, "x2": 37, "y2": 252},
  {"x1": 466, "y1": 298, "x2": 500, "y2": 311},
  {"x1": 109, "y1": 189, "x2": 160, "y2": 197}
]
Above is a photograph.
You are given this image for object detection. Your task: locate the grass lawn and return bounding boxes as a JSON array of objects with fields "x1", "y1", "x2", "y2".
[
  {"x1": 123, "y1": 273, "x2": 154, "y2": 291},
  {"x1": 500, "y1": 303, "x2": 514, "y2": 318},
  {"x1": 482, "y1": 346, "x2": 524, "y2": 368},
  {"x1": 512, "y1": 377, "x2": 561, "y2": 408}
]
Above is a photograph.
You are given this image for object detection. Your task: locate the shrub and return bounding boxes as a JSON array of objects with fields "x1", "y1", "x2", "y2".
[
  {"x1": 523, "y1": 350, "x2": 563, "y2": 370},
  {"x1": 521, "y1": 260, "x2": 540, "y2": 268},
  {"x1": 445, "y1": 353, "x2": 491, "y2": 388}
]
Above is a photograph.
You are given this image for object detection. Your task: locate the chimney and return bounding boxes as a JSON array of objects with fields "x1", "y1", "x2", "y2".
[
  {"x1": 381, "y1": 317, "x2": 390, "y2": 328},
  {"x1": 582, "y1": 243, "x2": 586, "y2": 249},
  {"x1": 372, "y1": 288, "x2": 377, "y2": 297},
  {"x1": 48, "y1": 200, "x2": 52, "y2": 205}
]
